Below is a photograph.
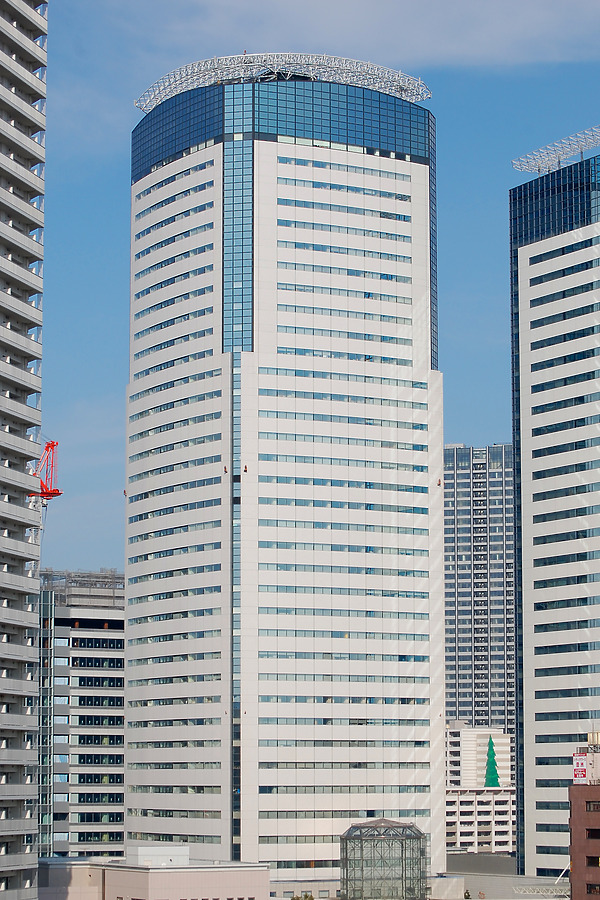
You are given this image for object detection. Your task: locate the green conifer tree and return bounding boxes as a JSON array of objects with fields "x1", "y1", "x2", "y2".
[{"x1": 485, "y1": 735, "x2": 500, "y2": 787}]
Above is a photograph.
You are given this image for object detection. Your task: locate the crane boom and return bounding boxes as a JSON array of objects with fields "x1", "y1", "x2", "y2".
[{"x1": 29, "y1": 440, "x2": 62, "y2": 500}]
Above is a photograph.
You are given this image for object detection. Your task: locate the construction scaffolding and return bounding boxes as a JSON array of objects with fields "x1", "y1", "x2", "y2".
[{"x1": 340, "y1": 818, "x2": 427, "y2": 900}]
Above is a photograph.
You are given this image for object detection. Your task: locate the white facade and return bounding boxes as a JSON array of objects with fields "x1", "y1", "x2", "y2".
[
  {"x1": 0, "y1": 1, "x2": 46, "y2": 897},
  {"x1": 125, "y1": 59, "x2": 445, "y2": 885},
  {"x1": 39, "y1": 571, "x2": 125, "y2": 859},
  {"x1": 514, "y1": 182, "x2": 600, "y2": 874},
  {"x1": 445, "y1": 723, "x2": 515, "y2": 854}
]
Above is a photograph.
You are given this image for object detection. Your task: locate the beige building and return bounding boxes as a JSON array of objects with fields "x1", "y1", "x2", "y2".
[{"x1": 39, "y1": 853, "x2": 270, "y2": 900}]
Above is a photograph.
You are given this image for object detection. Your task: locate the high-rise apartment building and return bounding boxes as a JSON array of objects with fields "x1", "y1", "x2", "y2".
[
  {"x1": 39, "y1": 571, "x2": 125, "y2": 859},
  {"x1": 125, "y1": 53, "x2": 445, "y2": 886},
  {"x1": 443, "y1": 444, "x2": 515, "y2": 733},
  {"x1": 511, "y1": 133, "x2": 600, "y2": 876},
  {"x1": 0, "y1": 1, "x2": 46, "y2": 897}
]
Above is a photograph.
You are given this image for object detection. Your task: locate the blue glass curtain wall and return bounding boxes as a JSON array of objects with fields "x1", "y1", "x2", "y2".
[{"x1": 132, "y1": 80, "x2": 434, "y2": 184}]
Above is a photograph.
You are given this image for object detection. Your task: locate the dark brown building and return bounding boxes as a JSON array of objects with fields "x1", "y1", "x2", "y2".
[{"x1": 570, "y1": 783, "x2": 600, "y2": 899}]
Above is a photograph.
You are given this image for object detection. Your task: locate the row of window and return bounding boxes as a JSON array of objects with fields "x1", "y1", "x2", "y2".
[
  {"x1": 258, "y1": 587, "x2": 428, "y2": 602},
  {"x1": 531, "y1": 323, "x2": 600, "y2": 352},
  {"x1": 532, "y1": 347, "x2": 600, "y2": 376},
  {"x1": 133, "y1": 244, "x2": 215, "y2": 281},
  {"x1": 128, "y1": 606, "x2": 219, "y2": 625},
  {"x1": 135, "y1": 179, "x2": 214, "y2": 221},
  {"x1": 128, "y1": 740, "x2": 220, "y2": 749},
  {"x1": 278, "y1": 280, "x2": 411, "y2": 304},
  {"x1": 258, "y1": 626, "x2": 427, "y2": 641},
  {"x1": 530, "y1": 278, "x2": 600, "y2": 309},
  {"x1": 259, "y1": 408, "x2": 423, "y2": 431},
  {"x1": 278, "y1": 344, "x2": 412, "y2": 367},
  {"x1": 133, "y1": 263, "x2": 214, "y2": 302},
  {"x1": 133, "y1": 304, "x2": 213, "y2": 341},
  {"x1": 259, "y1": 516, "x2": 427, "y2": 536},
  {"x1": 128, "y1": 718, "x2": 220, "y2": 730},
  {"x1": 278, "y1": 176, "x2": 410, "y2": 202},
  {"x1": 258, "y1": 496, "x2": 428, "y2": 515},
  {"x1": 258, "y1": 694, "x2": 427, "y2": 706},
  {"x1": 135, "y1": 158, "x2": 214, "y2": 201},
  {"x1": 259, "y1": 386, "x2": 424, "y2": 410},
  {"x1": 258, "y1": 472, "x2": 428, "y2": 493},
  {"x1": 128, "y1": 564, "x2": 221, "y2": 584},
  {"x1": 531, "y1": 300, "x2": 600, "y2": 330},
  {"x1": 258, "y1": 539, "x2": 427, "y2": 558},
  {"x1": 276, "y1": 301, "x2": 411, "y2": 326},
  {"x1": 277, "y1": 155, "x2": 411, "y2": 182},
  {"x1": 277, "y1": 238, "x2": 410, "y2": 264},
  {"x1": 129, "y1": 519, "x2": 221, "y2": 545},
  {"x1": 128, "y1": 474, "x2": 221, "y2": 503},
  {"x1": 278, "y1": 196, "x2": 411, "y2": 222},
  {"x1": 278, "y1": 260, "x2": 411, "y2": 284},
  {"x1": 258, "y1": 603, "x2": 427, "y2": 621},
  {"x1": 129, "y1": 431, "x2": 221, "y2": 464},
  {"x1": 134, "y1": 284, "x2": 214, "y2": 323},
  {"x1": 277, "y1": 217, "x2": 410, "y2": 243},
  {"x1": 258, "y1": 672, "x2": 427, "y2": 683},
  {"x1": 128, "y1": 498, "x2": 221, "y2": 526},
  {"x1": 132, "y1": 326, "x2": 214, "y2": 361},
  {"x1": 257, "y1": 364, "x2": 425, "y2": 390},
  {"x1": 128, "y1": 673, "x2": 221, "y2": 687},
  {"x1": 128, "y1": 454, "x2": 221, "y2": 485},
  {"x1": 129, "y1": 392, "x2": 222, "y2": 424},
  {"x1": 258, "y1": 452, "x2": 427, "y2": 475},
  {"x1": 258, "y1": 429, "x2": 427, "y2": 452},
  {"x1": 135, "y1": 199, "x2": 215, "y2": 244},
  {"x1": 530, "y1": 255, "x2": 600, "y2": 287},
  {"x1": 128, "y1": 629, "x2": 221, "y2": 646},
  {"x1": 129, "y1": 651, "x2": 221, "y2": 665},
  {"x1": 128, "y1": 540, "x2": 221, "y2": 565},
  {"x1": 130, "y1": 409, "x2": 220, "y2": 444},
  {"x1": 135, "y1": 220, "x2": 214, "y2": 265}
]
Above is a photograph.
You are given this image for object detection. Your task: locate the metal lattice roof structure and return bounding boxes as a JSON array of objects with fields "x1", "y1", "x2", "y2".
[
  {"x1": 512, "y1": 125, "x2": 600, "y2": 173},
  {"x1": 341, "y1": 818, "x2": 425, "y2": 840},
  {"x1": 135, "y1": 52, "x2": 431, "y2": 113}
]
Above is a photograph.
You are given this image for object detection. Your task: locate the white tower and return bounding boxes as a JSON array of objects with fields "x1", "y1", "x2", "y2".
[
  {"x1": 0, "y1": 1, "x2": 46, "y2": 897},
  {"x1": 512, "y1": 131, "x2": 600, "y2": 876},
  {"x1": 125, "y1": 53, "x2": 445, "y2": 889}
]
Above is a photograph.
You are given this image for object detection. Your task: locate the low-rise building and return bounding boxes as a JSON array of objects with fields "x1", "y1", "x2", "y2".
[{"x1": 446, "y1": 723, "x2": 515, "y2": 854}]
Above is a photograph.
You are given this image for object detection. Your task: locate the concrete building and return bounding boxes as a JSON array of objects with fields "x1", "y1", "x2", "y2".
[
  {"x1": 39, "y1": 851, "x2": 270, "y2": 900},
  {"x1": 511, "y1": 135, "x2": 600, "y2": 875},
  {"x1": 0, "y1": 1, "x2": 46, "y2": 897},
  {"x1": 443, "y1": 444, "x2": 515, "y2": 733},
  {"x1": 445, "y1": 723, "x2": 515, "y2": 854},
  {"x1": 569, "y1": 745, "x2": 600, "y2": 900},
  {"x1": 39, "y1": 570, "x2": 125, "y2": 859},
  {"x1": 126, "y1": 52, "x2": 445, "y2": 886}
]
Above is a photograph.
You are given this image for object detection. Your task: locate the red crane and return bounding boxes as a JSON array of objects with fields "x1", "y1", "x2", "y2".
[{"x1": 28, "y1": 440, "x2": 62, "y2": 501}]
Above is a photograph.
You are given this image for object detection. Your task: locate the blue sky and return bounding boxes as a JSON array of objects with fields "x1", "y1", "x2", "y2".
[{"x1": 40, "y1": 0, "x2": 600, "y2": 570}]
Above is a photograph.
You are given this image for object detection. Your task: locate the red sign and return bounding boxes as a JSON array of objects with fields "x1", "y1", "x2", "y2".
[{"x1": 573, "y1": 753, "x2": 588, "y2": 783}]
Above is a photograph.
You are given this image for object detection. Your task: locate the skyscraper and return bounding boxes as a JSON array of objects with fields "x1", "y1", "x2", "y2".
[
  {"x1": 0, "y1": 1, "x2": 46, "y2": 896},
  {"x1": 443, "y1": 444, "x2": 515, "y2": 733},
  {"x1": 125, "y1": 53, "x2": 444, "y2": 886},
  {"x1": 39, "y1": 570, "x2": 125, "y2": 859},
  {"x1": 511, "y1": 132, "x2": 600, "y2": 876}
]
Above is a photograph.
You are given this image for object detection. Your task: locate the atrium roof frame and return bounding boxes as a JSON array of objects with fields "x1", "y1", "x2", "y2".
[
  {"x1": 512, "y1": 125, "x2": 600, "y2": 174},
  {"x1": 135, "y1": 52, "x2": 431, "y2": 113}
]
